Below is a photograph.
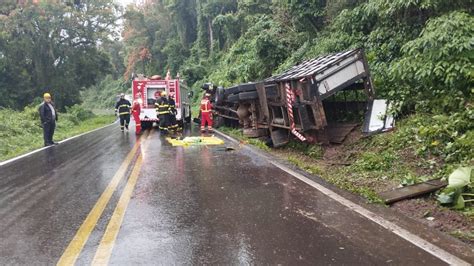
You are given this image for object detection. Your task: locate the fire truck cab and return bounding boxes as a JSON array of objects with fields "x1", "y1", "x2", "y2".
[{"x1": 132, "y1": 74, "x2": 192, "y2": 129}]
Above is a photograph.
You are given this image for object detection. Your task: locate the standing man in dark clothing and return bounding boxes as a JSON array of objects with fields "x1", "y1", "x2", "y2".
[
  {"x1": 115, "y1": 93, "x2": 131, "y2": 132},
  {"x1": 155, "y1": 91, "x2": 170, "y2": 134},
  {"x1": 38, "y1": 93, "x2": 58, "y2": 146}
]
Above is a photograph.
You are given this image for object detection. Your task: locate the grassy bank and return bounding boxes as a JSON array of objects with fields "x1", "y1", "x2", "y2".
[
  {"x1": 0, "y1": 106, "x2": 115, "y2": 161},
  {"x1": 218, "y1": 112, "x2": 473, "y2": 244}
]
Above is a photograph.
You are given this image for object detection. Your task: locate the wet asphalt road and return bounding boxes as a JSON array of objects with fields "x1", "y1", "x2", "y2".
[{"x1": 0, "y1": 123, "x2": 472, "y2": 265}]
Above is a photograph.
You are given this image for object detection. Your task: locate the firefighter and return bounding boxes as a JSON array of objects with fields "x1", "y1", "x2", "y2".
[
  {"x1": 168, "y1": 95, "x2": 179, "y2": 133},
  {"x1": 115, "y1": 93, "x2": 131, "y2": 132},
  {"x1": 200, "y1": 93, "x2": 213, "y2": 133},
  {"x1": 155, "y1": 91, "x2": 170, "y2": 134},
  {"x1": 131, "y1": 100, "x2": 141, "y2": 134}
]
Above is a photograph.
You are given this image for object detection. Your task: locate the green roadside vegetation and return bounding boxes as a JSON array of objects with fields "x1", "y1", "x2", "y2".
[
  {"x1": 81, "y1": 76, "x2": 130, "y2": 110},
  {"x1": 218, "y1": 127, "x2": 271, "y2": 152},
  {"x1": 0, "y1": 105, "x2": 115, "y2": 161}
]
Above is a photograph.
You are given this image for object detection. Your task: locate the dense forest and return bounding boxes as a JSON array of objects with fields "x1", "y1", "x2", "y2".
[
  {"x1": 117, "y1": 0, "x2": 473, "y2": 115},
  {"x1": 0, "y1": 0, "x2": 123, "y2": 110},
  {"x1": 1, "y1": 0, "x2": 472, "y2": 113}
]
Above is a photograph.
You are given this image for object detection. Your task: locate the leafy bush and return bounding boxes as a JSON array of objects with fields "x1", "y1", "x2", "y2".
[
  {"x1": 66, "y1": 105, "x2": 95, "y2": 122},
  {"x1": 207, "y1": 14, "x2": 301, "y2": 85},
  {"x1": 81, "y1": 75, "x2": 129, "y2": 110},
  {"x1": 389, "y1": 11, "x2": 474, "y2": 113},
  {"x1": 355, "y1": 151, "x2": 399, "y2": 171},
  {"x1": 437, "y1": 167, "x2": 473, "y2": 209},
  {"x1": 286, "y1": 141, "x2": 323, "y2": 160},
  {"x1": 388, "y1": 110, "x2": 474, "y2": 165}
]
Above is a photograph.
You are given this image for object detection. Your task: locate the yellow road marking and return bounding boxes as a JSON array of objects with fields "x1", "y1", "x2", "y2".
[
  {"x1": 57, "y1": 131, "x2": 148, "y2": 266},
  {"x1": 91, "y1": 155, "x2": 143, "y2": 265}
]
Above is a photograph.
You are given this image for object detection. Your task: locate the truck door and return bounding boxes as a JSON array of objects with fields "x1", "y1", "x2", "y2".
[{"x1": 362, "y1": 99, "x2": 395, "y2": 134}]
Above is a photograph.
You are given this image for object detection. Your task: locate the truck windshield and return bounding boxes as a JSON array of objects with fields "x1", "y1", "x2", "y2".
[{"x1": 146, "y1": 87, "x2": 164, "y2": 108}]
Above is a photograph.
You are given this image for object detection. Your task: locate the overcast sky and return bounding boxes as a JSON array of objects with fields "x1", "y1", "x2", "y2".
[{"x1": 116, "y1": 0, "x2": 136, "y2": 7}]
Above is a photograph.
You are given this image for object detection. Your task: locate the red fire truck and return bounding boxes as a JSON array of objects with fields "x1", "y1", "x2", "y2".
[{"x1": 132, "y1": 74, "x2": 192, "y2": 129}]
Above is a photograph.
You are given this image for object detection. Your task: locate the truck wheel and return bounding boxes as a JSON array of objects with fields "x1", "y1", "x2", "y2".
[
  {"x1": 215, "y1": 87, "x2": 224, "y2": 105},
  {"x1": 214, "y1": 115, "x2": 224, "y2": 128},
  {"x1": 238, "y1": 91, "x2": 258, "y2": 100},
  {"x1": 227, "y1": 94, "x2": 240, "y2": 103},
  {"x1": 238, "y1": 83, "x2": 257, "y2": 93},
  {"x1": 224, "y1": 86, "x2": 239, "y2": 96},
  {"x1": 141, "y1": 121, "x2": 151, "y2": 130},
  {"x1": 185, "y1": 108, "x2": 191, "y2": 123}
]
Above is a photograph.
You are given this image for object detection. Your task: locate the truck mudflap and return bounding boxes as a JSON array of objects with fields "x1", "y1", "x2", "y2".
[
  {"x1": 362, "y1": 99, "x2": 395, "y2": 134},
  {"x1": 270, "y1": 128, "x2": 290, "y2": 147}
]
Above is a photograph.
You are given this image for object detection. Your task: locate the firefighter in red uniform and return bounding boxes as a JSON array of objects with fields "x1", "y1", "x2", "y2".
[
  {"x1": 131, "y1": 100, "x2": 141, "y2": 134},
  {"x1": 200, "y1": 93, "x2": 213, "y2": 133}
]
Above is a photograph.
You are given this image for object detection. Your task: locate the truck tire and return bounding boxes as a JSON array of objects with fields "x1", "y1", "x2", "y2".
[
  {"x1": 215, "y1": 87, "x2": 224, "y2": 105},
  {"x1": 142, "y1": 121, "x2": 152, "y2": 130},
  {"x1": 227, "y1": 91, "x2": 259, "y2": 102},
  {"x1": 224, "y1": 86, "x2": 239, "y2": 96},
  {"x1": 214, "y1": 115, "x2": 224, "y2": 128},
  {"x1": 227, "y1": 93, "x2": 240, "y2": 103},
  {"x1": 185, "y1": 108, "x2": 191, "y2": 123},
  {"x1": 237, "y1": 83, "x2": 257, "y2": 93},
  {"x1": 238, "y1": 91, "x2": 258, "y2": 100}
]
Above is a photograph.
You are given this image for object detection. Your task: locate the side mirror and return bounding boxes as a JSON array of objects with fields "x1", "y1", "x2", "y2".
[{"x1": 188, "y1": 91, "x2": 194, "y2": 97}]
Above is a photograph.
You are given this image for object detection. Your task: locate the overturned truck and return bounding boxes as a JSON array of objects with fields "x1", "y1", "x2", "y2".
[{"x1": 212, "y1": 48, "x2": 393, "y2": 147}]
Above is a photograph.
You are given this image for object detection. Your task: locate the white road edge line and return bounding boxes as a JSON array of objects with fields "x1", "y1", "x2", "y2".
[
  {"x1": 0, "y1": 121, "x2": 116, "y2": 167},
  {"x1": 215, "y1": 130, "x2": 471, "y2": 266}
]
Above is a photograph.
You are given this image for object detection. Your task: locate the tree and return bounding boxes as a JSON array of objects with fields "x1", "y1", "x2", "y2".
[{"x1": 0, "y1": 1, "x2": 119, "y2": 110}]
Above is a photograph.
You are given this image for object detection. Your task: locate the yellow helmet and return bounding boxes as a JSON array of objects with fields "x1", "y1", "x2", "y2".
[
  {"x1": 161, "y1": 91, "x2": 167, "y2": 96},
  {"x1": 43, "y1": 93, "x2": 51, "y2": 98}
]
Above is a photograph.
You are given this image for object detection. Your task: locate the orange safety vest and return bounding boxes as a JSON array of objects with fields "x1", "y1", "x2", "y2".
[
  {"x1": 200, "y1": 99, "x2": 212, "y2": 113},
  {"x1": 132, "y1": 101, "x2": 141, "y2": 113}
]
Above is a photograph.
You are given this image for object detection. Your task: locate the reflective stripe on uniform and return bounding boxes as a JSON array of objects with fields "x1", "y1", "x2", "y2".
[
  {"x1": 201, "y1": 99, "x2": 211, "y2": 112},
  {"x1": 119, "y1": 112, "x2": 130, "y2": 115},
  {"x1": 119, "y1": 104, "x2": 130, "y2": 108}
]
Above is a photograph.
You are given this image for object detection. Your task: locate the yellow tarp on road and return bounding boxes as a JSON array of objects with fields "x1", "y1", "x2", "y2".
[{"x1": 166, "y1": 136, "x2": 224, "y2": 146}]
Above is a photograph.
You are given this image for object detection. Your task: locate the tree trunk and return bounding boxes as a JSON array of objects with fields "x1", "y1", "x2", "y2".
[{"x1": 208, "y1": 18, "x2": 213, "y2": 54}]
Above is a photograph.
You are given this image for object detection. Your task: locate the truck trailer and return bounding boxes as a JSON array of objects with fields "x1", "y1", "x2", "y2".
[{"x1": 211, "y1": 48, "x2": 394, "y2": 146}]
